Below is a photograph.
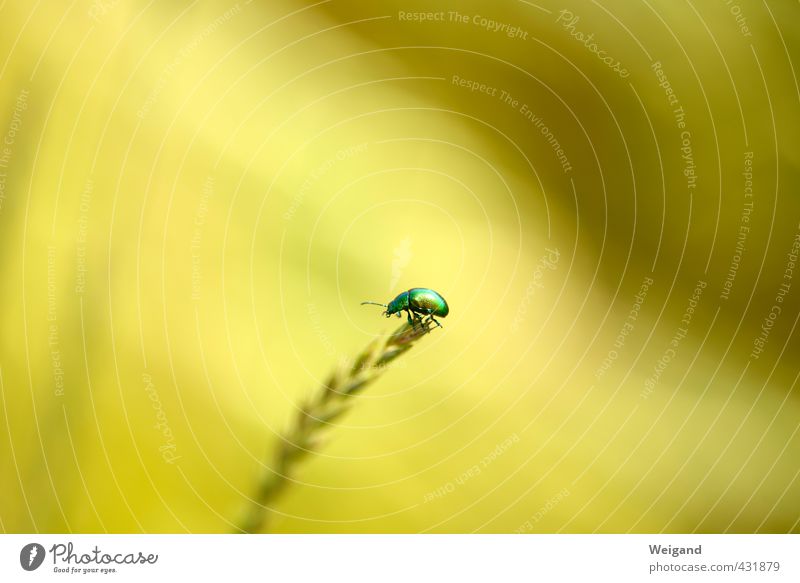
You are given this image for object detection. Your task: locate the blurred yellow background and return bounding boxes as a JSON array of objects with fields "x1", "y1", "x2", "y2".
[{"x1": 1, "y1": 0, "x2": 799, "y2": 533}]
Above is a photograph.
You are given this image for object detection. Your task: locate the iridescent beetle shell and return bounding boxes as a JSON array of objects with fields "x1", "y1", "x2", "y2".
[{"x1": 362, "y1": 288, "x2": 449, "y2": 328}]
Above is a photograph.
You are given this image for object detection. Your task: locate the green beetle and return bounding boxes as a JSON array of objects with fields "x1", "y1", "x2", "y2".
[{"x1": 362, "y1": 288, "x2": 449, "y2": 328}]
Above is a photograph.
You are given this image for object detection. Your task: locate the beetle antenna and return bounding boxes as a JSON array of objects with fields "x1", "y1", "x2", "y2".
[{"x1": 360, "y1": 301, "x2": 388, "y2": 308}]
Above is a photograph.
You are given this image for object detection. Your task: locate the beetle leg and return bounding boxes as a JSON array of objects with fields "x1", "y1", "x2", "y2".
[{"x1": 419, "y1": 308, "x2": 442, "y2": 329}]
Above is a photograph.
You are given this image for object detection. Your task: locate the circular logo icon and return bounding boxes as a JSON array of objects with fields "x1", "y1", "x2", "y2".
[{"x1": 20, "y1": 543, "x2": 46, "y2": 571}]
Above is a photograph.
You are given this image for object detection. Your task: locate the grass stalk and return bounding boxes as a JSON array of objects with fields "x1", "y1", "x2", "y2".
[{"x1": 238, "y1": 318, "x2": 436, "y2": 533}]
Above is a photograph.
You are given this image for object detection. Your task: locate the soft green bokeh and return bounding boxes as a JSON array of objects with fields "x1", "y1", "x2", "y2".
[{"x1": 1, "y1": 0, "x2": 798, "y2": 533}]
